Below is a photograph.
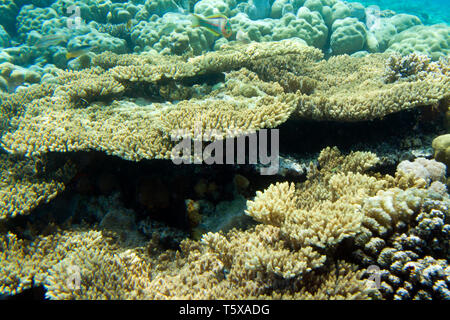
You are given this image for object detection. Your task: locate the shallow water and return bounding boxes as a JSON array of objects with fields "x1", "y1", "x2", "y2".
[
  {"x1": 0, "y1": 0, "x2": 449, "y2": 301},
  {"x1": 350, "y1": 0, "x2": 450, "y2": 25}
]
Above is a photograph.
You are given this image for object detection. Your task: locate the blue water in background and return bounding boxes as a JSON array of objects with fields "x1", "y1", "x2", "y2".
[{"x1": 350, "y1": 0, "x2": 450, "y2": 25}]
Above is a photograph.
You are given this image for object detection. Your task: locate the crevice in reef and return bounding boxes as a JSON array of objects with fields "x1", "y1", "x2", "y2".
[{"x1": 279, "y1": 105, "x2": 447, "y2": 173}]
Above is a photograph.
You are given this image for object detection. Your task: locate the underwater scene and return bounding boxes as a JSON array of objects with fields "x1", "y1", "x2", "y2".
[{"x1": 0, "y1": 0, "x2": 449, "y2": 302}]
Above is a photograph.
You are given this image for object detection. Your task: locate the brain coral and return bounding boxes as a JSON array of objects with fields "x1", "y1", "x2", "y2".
[
  {"x1": 16, "y1": 5, "x2": 60, "y2": 40},
  {"x1": 130, "y1": 13, "x2": 215, "y2": 55},
  {"x1": 386, "y1": 24, "x2": 450, "y2": 61},
  {"x1": 330, "y1": 17, "x2": 367, "y2": 55}
]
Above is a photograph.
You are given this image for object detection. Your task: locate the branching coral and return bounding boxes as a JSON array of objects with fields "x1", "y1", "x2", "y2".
[
  {"x1": 272, "y1": 261, "x2": 380, "y2": 300},
  {"x1": 0, "y1": 229, "x2": 109, "y2": 296},
  {"x1": 0, "y1": 154, "x2": 76, "y2": 220},
  {"x1": 1, "y1": 146, "x2": 448, "y2": 300},
  {"x1": 246, "y1": 147, "x2": 385, "y2": 249},
  {"x1": 356, "y1": 198, "x2": 450, "y2": 299},
  {"x1": 1, "y1": 40, "x2": 448, "y2": 162},
  {"x1": 384, "y1": 53, "x2": 449, "y2": 83},
  {"x1": 45, "y1": 246, "x2": 151, "y2": 300}
]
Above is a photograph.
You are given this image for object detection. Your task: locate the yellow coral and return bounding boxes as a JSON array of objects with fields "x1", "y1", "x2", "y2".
[
  {"x1": 2, "y1": 41, "x2": 448, "y2": 162},
  {"x1": 0, "y1": 154, "x2": 76, "y2": 220}
]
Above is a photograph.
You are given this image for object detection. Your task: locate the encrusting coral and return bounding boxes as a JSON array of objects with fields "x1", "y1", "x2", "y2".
[
  {"x1": 1, "y1": 40, "x2": 448, "y2": 162},
  {"x1": 0, "y1": 0, "x2": 449, "y2": 302}
]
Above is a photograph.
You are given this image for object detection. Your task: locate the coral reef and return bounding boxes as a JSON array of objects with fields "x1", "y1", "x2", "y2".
[
  {"x1": 0, "y1": 0, "x2": 448, "y2": 302},
  {"x1": 0, "y1": 62, "x2": 42, "y2": 93},
  {"x1": 386, "y1": 24, "x2": 450, "y2": 61},
  {"x1": 1, "y1": 40, "x2": 448, "y2": 162},
  {"x1": 0, "y1": 0, "x2": 448, "y2": 73},
  {"x1": 355, "y1": 197, "x2": 450, "y2": 299},
  {"x1": 130, "y1": 12, "x2": 214, "y2": 55},
  {"x1": 2, "y1": 146, "x2": 447, "y2": 299},
  {"x1": 0, "y1": 154, "x2": 76, "y2": 220},
  {"x1": 432, "y1": 134, "x2": 450, "y2": 168},
  {"x1": 330, "y1": 17, "x2": 367, "y2": 55},
  {"x1": 0, "y1": 0, "x2": 19, "y2": 34}
]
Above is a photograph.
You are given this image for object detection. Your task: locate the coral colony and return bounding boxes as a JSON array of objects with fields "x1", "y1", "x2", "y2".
[{"x1": 0, "y1": 0, "x2": 449, "y2": 300}]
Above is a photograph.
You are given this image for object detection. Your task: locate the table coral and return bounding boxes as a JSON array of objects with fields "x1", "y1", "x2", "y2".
[
  {"x1": 0, "y1": 154, "x2": 76, "y2": 220},
  {"x1": 1, "y1": 41, "x2": 448, "y2": 163}
]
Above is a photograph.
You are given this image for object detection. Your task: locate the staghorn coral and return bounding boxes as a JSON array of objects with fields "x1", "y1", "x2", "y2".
[
  {"x1": 0, "y1": 154, "x2": 76, "y2": 220},
  {"x1": 246, "y1": 146, "x2": 436, "y2": 252},
  {"x1": 0, "y1": 223, "x2": 350, "y2": 299},
  {"x1": 45, "y1": 245, "x2": 151, "y2": 300},
  {"x1": 0, "y1": 229, "x2": 113, "y2": 296},
  {"x1": 143, "y1": 225, "x2": 326, "y2": 299},
  {"x1": 246, "y1": 147, "x2": 385, "y2": 251}
]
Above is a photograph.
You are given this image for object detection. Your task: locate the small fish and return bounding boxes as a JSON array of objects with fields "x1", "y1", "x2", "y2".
[
  {"x1": 191, "y1": 14, "x2": 232, "y2": 38},
  {"x1": 66, "y1": 45, "x2": 92, "y2": 60},
  {"x1": 126, "y1": 19, "x2": 133, "y2": 30},
  {"x1": 35, "y1": 33, "x2": 68, "y2": 48}
]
